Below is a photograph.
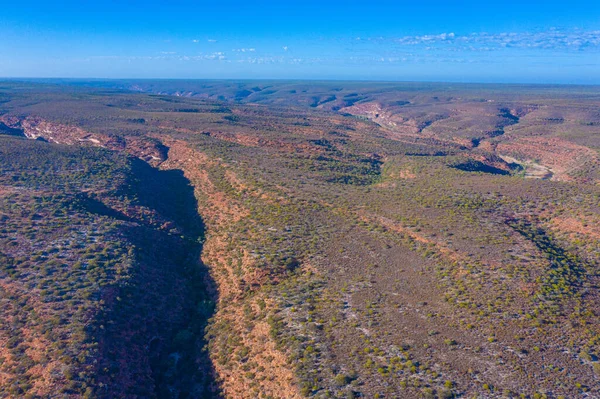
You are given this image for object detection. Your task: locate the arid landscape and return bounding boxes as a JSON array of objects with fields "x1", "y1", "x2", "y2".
[{"x1": 1, "y1": 79, "x2": 600, "y2": 399}]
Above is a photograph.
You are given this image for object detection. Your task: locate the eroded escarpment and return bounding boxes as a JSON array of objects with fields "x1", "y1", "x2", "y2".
[
  {"x1": 497, "y1": 136, "x2": 600, "y2": 182},
  {"x1": 0, "y1": 113, "x2": 303, "y2": 398},
  {"x1": 337, "y1": 99, "x2": 600, "y2": 183},
  {"x1": 0, "y1": 115, "x2": 167, "y2": 166},
  {"x1": 0, "y1": 132, "x2": 218, "y2": 398},
  {"x1": 158, "y1": 138, "x2": 303, "y2": 399},
  {"x1": 87, "y1": 159, "x2": 217, "y2": 399}
]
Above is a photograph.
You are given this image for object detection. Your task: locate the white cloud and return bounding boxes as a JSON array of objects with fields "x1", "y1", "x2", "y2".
[
  {"x1": 83, "y1": 28, "x2": 600, "y2": 72},
  {"x1": 207, "y1": 39, "x2": 217, "y2": 43},
  {"x1": 86, "y1": 52, "x2": 229, "y2": 62},
  {"x1": 391, "y1": 29, "x2": 600, "y2": 52}
]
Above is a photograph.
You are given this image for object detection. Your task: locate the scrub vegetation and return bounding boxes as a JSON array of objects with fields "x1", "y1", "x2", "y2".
[{"x1": 1, "y1": 80, "x2": 599, "y2": 398}]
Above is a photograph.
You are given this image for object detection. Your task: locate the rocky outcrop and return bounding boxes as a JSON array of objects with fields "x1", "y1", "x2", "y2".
[
  {"x1": 497, "y1": 136, "x2": 599, "y2": 182},
  {"x1": 0, "y1": 116, "x2": 167, "y2": 166}
]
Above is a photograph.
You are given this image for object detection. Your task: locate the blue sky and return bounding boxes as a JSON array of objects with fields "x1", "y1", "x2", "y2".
[{"x1": 1, "y1": 0, "x2": 599, "y2": 83}]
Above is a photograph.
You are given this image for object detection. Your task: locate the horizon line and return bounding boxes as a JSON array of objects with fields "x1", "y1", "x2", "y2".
[{"x1": 2, "y1": 76, "x2": 600, "y2": 87}]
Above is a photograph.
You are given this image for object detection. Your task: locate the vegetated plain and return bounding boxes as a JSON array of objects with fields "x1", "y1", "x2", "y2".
[{"x1": 0, "y1": 79, "x2": 599, "y2": 399}]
